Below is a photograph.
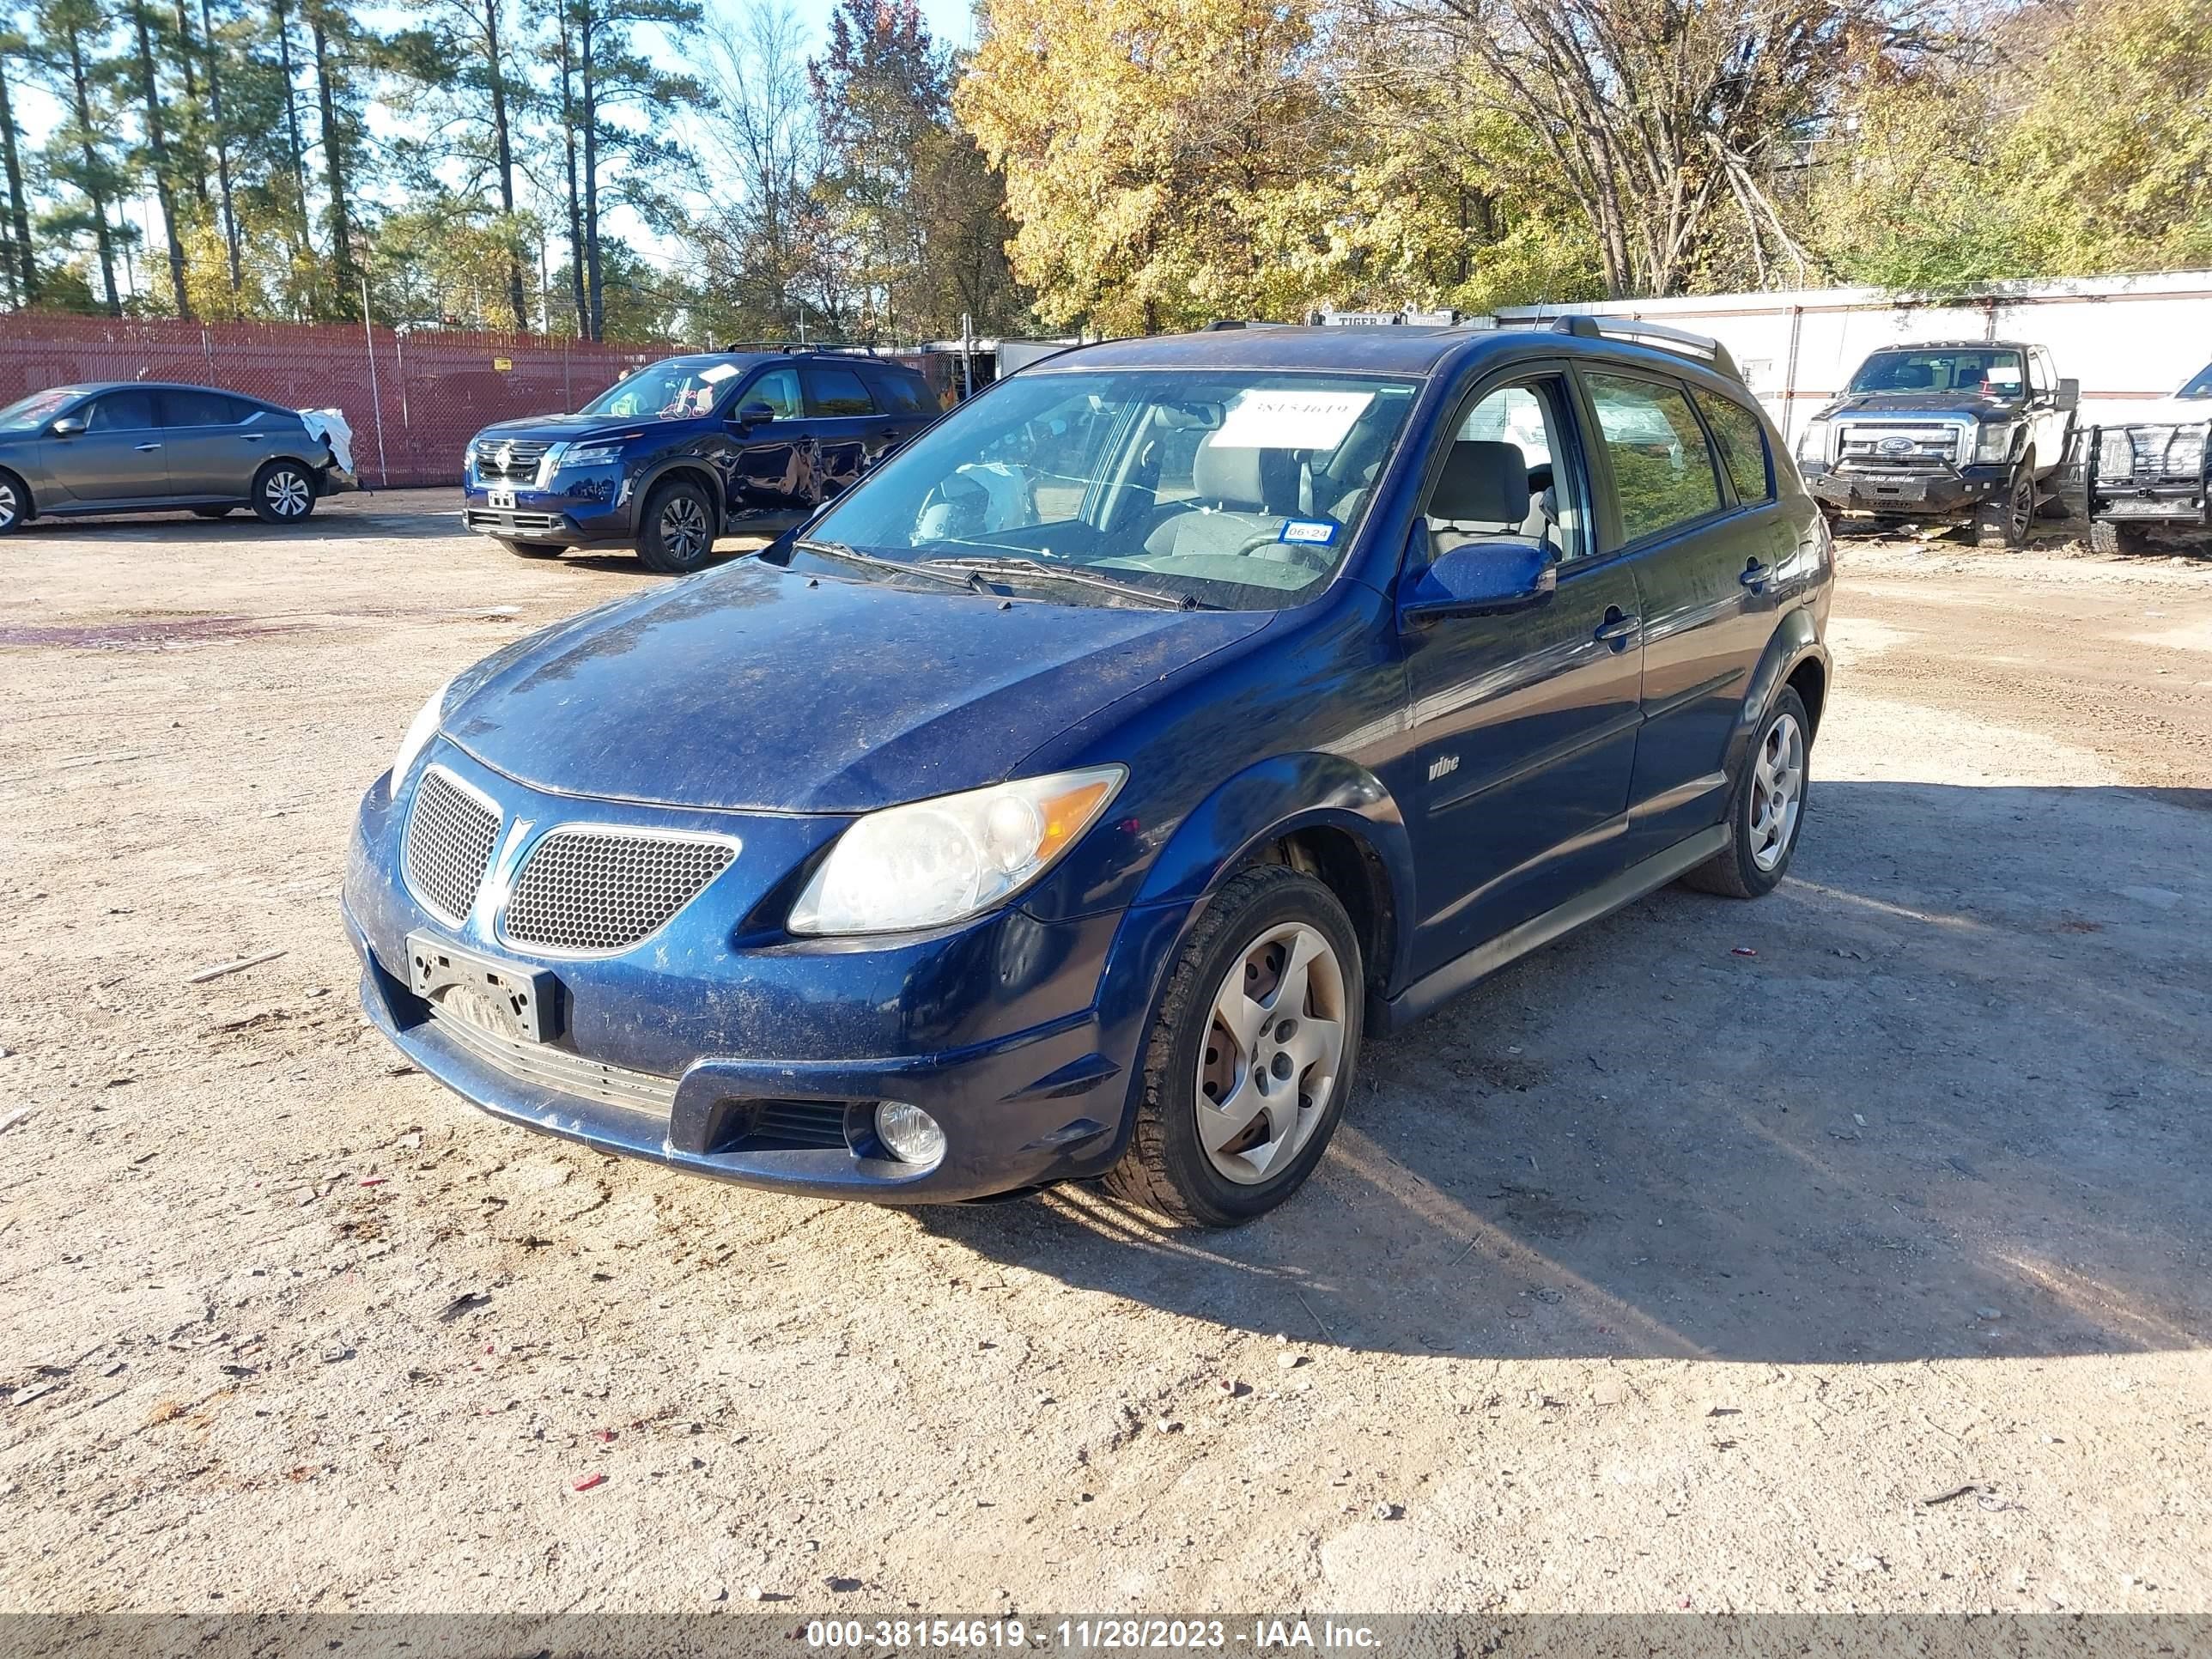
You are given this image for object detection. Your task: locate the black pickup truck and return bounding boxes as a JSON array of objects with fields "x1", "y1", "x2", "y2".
[
  {"x1": 1793, "y1": 340, "x2": 2078, "y2": 547},
  {"x1": 2082, "y1": 360, "x2": 2211, "y2": 554}
]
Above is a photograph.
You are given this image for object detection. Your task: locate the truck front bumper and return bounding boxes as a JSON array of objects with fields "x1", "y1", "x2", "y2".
[
  {"x1": 1803, "y1": 462, "x2": 2011, "y2": 520},
  {"x1": 460, "y1": 479, "x2": 636, "y2": 547}
]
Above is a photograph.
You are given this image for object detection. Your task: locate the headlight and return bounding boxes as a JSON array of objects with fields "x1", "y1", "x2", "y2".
[
  {"x1": 788, "y1": 766, "x2": 1127, "y2": 936},
  {"x1": 1973, "y1": 421, "x2": 2018, "y2": 465},
  {"x1": 558, "y1": 442, "x2": 626, "y2": 470},
  {"x1": 392, "y1": 674, "x2": 456, "y2": 786},
  {"x1": 1796, "y1": 418, "x2": 1829, "y2": 463}
]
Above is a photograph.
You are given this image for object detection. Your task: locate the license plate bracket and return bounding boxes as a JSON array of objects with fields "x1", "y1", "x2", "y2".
[
  {"x1": 487, "y1": 488, "x2": 517, "y2": 511},
  {"x1": 406, "y1": 933, "x2": 562, "y2": 1043}
]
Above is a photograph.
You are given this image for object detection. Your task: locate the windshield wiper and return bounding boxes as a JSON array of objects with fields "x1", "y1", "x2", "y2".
[
  {"x1": 921, "y1": 556, "x2": 1202, "y2": 611},
  {"x1": 793, "y1": 538, "x2": 977, "y2": 590}
]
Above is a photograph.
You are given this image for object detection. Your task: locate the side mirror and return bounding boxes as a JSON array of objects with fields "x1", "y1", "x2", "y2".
[
  {"x1": 2057, "y1": 379, "x2": 2080, "y2": 412},
  {"x1": 1401, "y1": 539, "x2": 1556, "y2": 627},
  {"x1": 735, "y1": 401, "x2": 776, "y2": 426},
  {"x1": 49, "y1": 415, "x2": 85, "y2": 438}
]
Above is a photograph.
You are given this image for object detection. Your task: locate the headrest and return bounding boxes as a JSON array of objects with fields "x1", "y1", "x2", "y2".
[
  {"x1": 1194, "y1": 436, "x2": 1297, "y2": 512},
  {"x1": 1431, "y1": 441, "x2": 1531, "y2": 525}
]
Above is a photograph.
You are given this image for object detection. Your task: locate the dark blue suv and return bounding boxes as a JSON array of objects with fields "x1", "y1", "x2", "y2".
[
  {"x1": 460, "y1": 349, "x2": 939, "y2": 572},
  {"x1": 352, "y1": 317, "x2": 1832, "y2": 1225}
]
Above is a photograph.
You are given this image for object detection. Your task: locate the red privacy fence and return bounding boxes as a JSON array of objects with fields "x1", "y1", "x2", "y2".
[{"x1": 0, "y1": 313, "x2": 673, "y2": 489}]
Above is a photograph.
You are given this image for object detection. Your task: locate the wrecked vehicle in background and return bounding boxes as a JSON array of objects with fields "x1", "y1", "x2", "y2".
[
  {"x1": 2083, "y1": 361, "x2": 2212, "y2": 554},
  {"x1": 1794, "y1": 341, "x2": 2077, "y2": 547}
]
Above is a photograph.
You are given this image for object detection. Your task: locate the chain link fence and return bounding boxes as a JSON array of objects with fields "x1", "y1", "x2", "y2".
[{"x1": 0, "y1": 313, "x2": 671, "y2": 488}]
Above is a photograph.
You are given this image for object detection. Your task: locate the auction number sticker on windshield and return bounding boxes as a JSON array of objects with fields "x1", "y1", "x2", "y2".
[{"x1": 1215, "y1": 389, "x2": 1374, "y2": 450}]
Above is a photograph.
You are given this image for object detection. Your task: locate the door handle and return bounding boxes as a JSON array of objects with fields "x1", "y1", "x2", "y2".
[
  {"x1": 134, "y1": 442, "x2": 162, "y2": 452},
  {"x1": 240, "y1": 432, "x2": 265, "y2": 441},
  {"x1": 1740, "y1": 559, "x2": 1771, "y2": 592},
  {"x1": 1593, "y1": 609, "x2": 1639, "y2": 646}
]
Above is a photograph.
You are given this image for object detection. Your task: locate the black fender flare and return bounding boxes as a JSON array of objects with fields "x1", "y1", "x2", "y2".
[
  {"x1": 632, "y1": 455, "x2": 727, "y2": 529},
  {"x1": 1727, "y1": 606, "x2": 1829, "y2": 782}
]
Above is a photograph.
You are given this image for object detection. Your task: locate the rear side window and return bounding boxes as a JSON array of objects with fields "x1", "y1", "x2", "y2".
[
  {"x1": 877, "y1": 373, "x2": 929, "y2": 414},
  {"x1": 1692, "y1": 391, "x2": 1772, "y2": 503},
  {"x1": 87, "y1": 391, "x2": 158, "y2": 431},
  {"x1": 805, "y1": 367, "x2": 876, "y2": 417},
  {"x1": 1585, "y1": 372, "x2": 1723, "y2": 543},
  {"x1": 159, "y1": 389, "x2": 246, "y2": 427}
]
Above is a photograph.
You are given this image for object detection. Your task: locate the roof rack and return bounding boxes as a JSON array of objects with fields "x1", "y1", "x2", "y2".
[
  {"x1": 717, "y1": 339, "x2": 890, "y2": 356},
  {"x1": 1547, "y1": 314, "x2": 1741, "y2": 382}
]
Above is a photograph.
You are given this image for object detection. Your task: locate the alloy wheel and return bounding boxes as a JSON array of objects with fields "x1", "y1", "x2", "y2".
[
  {"x1": 0, "y1": 480, "x2": 17, "y2": 529},
  {"x1": 1747, "y1": 711, "x2": 1806, "y2": 872},
  {"x1": 660, "y1": 495, "x2": 709, "y2": 563},
  {"x1": 1194, "y1": 921, "x2": 1347, "y2": 1185},
  {"x1": 2008, "y1": 470, "x2": 2034, "y2": 543},
  {"x1": 266, "y1": 469, "x2": 312, "y2": 519}
]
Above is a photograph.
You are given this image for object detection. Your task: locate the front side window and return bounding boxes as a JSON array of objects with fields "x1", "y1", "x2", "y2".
[
  {"x1": 1585, "y1": 372, "x2": 1723, "y2": 544},
  {"x1": 2179, "y1": 362, "x2": 2212, "y2": 399},
  {"x1": 1425, "y1": 379, "x2": 1579, "y2": 562},
  {"x1": 581, "y1": 359, "x2": 741, "y2": 421},
  {"x1": 743, "y1": 367, "x2": 803, "y2": 420},
  {"x1": 1848, "y1": 349, "x2": 2025, "y2": 398},
  {"x1": 87, "y1": 391, "x2": 158, "y2": 432},
  {"x1": 1694, "y1": 390, "x2": 1773, "y2": 503},
  {"x1": 805, "y1": 367, "x2": 876, "y2": 417},
  {"x1": 796, "y1": 369, "x2": 1420, "y2": 611}
]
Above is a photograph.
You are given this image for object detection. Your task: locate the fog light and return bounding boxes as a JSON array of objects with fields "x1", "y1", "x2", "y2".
[{"x1": 874, "y1": 1101, "x2": 945, "y2": 1165}]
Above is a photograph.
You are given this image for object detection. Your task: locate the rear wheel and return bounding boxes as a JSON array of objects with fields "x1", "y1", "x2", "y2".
[
  {"x1": 1681, "y1": 686, "x2": 1811, "y2": 900},
  {"x1": 499, "y1": 538, "x2": 563, "y2": 559},
  {"x1": 2088, "y1": 519, "x2": 2152, "y2": 556},
  {"x1": 1105, "y1": 865, "x2": 1363, "y2": 1228},
  {"x1": 0, "y1": 468, "x2": 27, "y2": 534},
  {"x1": 635, "y1": 479, "x2": 716, "y2": 574},
  {"x1": 1973, "y1": 459, "x2": 2034, "y2": 549},
  {"x1": 252, "y1": 460, "x2": 317, "y2": 525}
]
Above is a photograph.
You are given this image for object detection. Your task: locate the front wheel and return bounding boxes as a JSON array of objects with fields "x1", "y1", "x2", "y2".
[
  {"x1": 1681, "y1": 685, "x2": 1811, "y2": 900},
  {"x1": 1105, "y1": 865, "x2": 1364, "y2": 1227},
  {"x1": 635, "y1": 479, "x2": 716, "y2": 574},
  {"x1": 1973, "y1": 459, "x2": 2034, "y2": 549},
  {"x1": 252, "y1": 460, "x2": 318, "y2": 525},
  {"x1": 0, "y1": 468, "x2": 27, "y2": 534},
  {"x1": 2088, "y1": 519, "x2": 2152, "y2": 556}
]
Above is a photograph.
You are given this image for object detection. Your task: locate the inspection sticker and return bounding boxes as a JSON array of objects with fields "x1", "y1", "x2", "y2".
[
  {"x1": 1214, "y1": 389, "x2": 1374, "y2": 451},
  {"x1": 1279, "y1": 519, "x2": 1338, "y2": 545}
]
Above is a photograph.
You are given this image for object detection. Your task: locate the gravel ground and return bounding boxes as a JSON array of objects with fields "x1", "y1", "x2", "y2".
[{"x1": 1, "y1": 494, "x2": 2208, "y2": 1619}]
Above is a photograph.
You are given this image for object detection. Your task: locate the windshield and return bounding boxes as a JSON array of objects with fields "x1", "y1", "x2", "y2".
[
  {"x1": 2178, "y1": 363, "x2": 2212, "y2": 399},
  {"x1": 1848, "y1": 349, "x2": 2024, "y2": 398},
  {"x1": 0, "y1": 387, "x2": 82, "y2": 431},
  {"x1": 580, "y1": 359, "x2": 742, "y2": 421},
  {"x1": 794, "y1": 369, "x2": 1419, "y2": 611}
]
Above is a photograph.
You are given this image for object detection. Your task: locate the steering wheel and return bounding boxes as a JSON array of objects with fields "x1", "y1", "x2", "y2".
[{"x1": 1224, "y1": 526, "x2": 1336, "y2": 572}]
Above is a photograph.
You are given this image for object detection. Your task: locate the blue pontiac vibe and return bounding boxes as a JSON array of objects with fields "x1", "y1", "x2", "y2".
[{"x1": 345, "y1": 317, "x2": 1833, "y2": 1225}]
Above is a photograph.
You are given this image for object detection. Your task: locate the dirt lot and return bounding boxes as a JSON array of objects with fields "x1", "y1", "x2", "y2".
[{"x1": 2, "y1": 493, "x2": 2208, "y2": 1619}]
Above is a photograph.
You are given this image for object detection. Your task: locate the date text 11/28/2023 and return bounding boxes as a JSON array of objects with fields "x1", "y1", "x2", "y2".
[{"x1": 805, "y1": 1620, "x2": 1383, "y2": 1651}]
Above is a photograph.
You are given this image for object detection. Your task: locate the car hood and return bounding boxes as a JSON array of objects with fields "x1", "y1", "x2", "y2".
[
  {"x1": 2100, "y1": 397, "x2": 2212, "y2": 428},
  {"x1": 441, "y1": 560, "x2": 1273, "y2": 813},
  {"x1": 1817, "y1": 391, "x2": 2022, "y2": 422},
  {"x1": 471, "y1": 412, "x2": 690, "y2": 444}
]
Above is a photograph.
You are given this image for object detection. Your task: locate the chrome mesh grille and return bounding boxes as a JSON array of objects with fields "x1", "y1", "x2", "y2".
[
  {"x1": 502, "y1": 830, "x2": 736, "y2": 954},
  {"x1": 404, "y1": 769, "x2": 501, "y2": 925}
]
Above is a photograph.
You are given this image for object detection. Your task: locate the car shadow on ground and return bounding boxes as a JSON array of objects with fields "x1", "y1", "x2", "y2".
[
  {"x1": 913, "y1": 781, "x2": 2211, "y2": 1366},
  {"x1": 9, "y1": 496, "x2": 469, "y2": 544}
]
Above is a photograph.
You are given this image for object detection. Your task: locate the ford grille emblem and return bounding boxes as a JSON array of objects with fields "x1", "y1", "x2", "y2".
[{"x1": 1877, "y1": 435, "x2": 1916, "y2": 456}]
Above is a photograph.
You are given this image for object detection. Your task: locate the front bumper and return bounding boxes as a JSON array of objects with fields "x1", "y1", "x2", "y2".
[
  {"x1": 460, "y1": 477, "x2": 635, "y2": 547},
  {"x1": 343, "y1": 743, "x2": 1191, "y2": 1201},
  {"x1": 1802, "y1": 462, "x2": 2010, "y2": 519}
]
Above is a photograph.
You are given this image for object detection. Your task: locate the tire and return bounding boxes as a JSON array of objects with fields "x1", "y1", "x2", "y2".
[
  {"x1": 2088, "y1": 519, "x2": 2151, "y2": 556},
  {"x1": 252, "y1": 459, "x2": 318, "y2": 525},
  {"x1": 0, "y1": 468, "x2": 27, "y2": 534},
  {"x1": 191, "y1": 505, "x2": 234, "y2": 520},
  {"x1": 499, "y1": 538, "x2": 564, "y2": 559},
  {"x1": 1104, "y1": 865, "x2": 1364, "y2": 1228},
  {"x1": 1973, "y1": 458, "x2": 2034, "y2": 549},
  {"x1": 635, "y1": 478, "x2": 716, "y2": 574},
  {"x1": 1681, "y1": 685, "x2": 1812, "y2": 900}
]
